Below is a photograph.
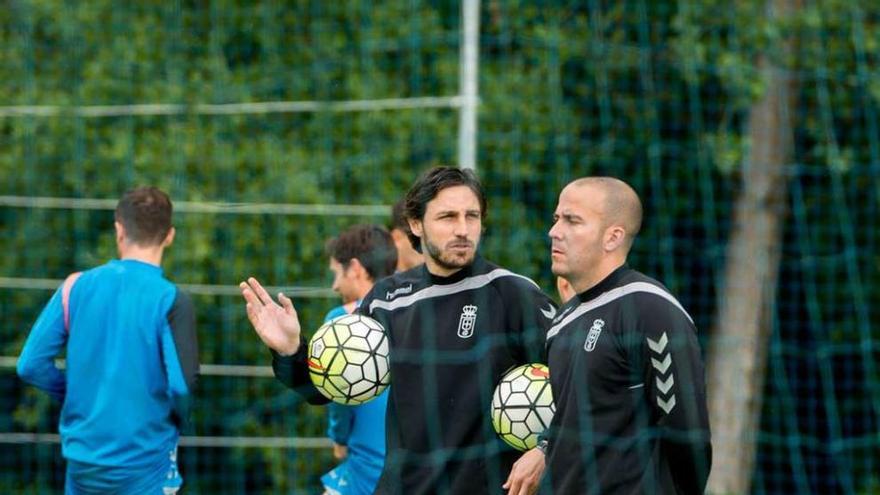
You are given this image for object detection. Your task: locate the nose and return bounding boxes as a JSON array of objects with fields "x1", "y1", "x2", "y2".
[
  {"x1": 454, "y1": 216, "x2": 469, "y2": 236},
  {"x1": 548, "y1": 220, "x2": 561, "y2": 240}
]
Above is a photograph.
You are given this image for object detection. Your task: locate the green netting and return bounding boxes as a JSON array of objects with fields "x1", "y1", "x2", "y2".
[{"x1": 1, "y1": 1, "x2": 878, "y2": 494}]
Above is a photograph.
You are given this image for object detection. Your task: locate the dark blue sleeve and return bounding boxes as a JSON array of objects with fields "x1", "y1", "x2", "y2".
[
  {"x1": 162, "y1": 289, "x2": 199, "y2": 429},
  {"x1": 271, "y1": 304, "x2": 351, "y2": 405},
  {"x1": 272, "y1": 346, "x2": 331, "y2": 405}
]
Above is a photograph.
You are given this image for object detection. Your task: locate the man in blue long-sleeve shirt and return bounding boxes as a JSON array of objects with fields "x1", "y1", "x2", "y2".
[
  {"x1": 319, "y1": 224, "x2": 398, "y2": 495},
  {"x1": 17, "y1": 186, "x2": 199, "y2": 495}
]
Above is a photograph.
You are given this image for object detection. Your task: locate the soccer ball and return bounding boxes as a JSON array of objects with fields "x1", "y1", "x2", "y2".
[
  {"x1": 491, "y1": 363, "x2": 555, "y2": 451},
  {"x1": 307, "y1": 313, "x2": 390, "y2": 405}
]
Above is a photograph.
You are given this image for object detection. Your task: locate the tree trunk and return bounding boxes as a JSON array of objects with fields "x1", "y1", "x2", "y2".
[{"x1": 706, "y1": 0, "x2": 800, "y2": 493}]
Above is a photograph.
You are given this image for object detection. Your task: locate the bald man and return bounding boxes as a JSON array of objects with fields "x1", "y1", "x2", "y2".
[{"x1": 540, "y1": 177, "x2": 712, "y2": 494}]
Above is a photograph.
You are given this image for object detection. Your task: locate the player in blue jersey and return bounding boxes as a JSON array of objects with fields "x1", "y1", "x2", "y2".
[
  {"x1": 17, "y1": 186, "x2": 199, "y2": 495},
  {"x1": 315, "y1": 225, "x2": 398, "y2": 495},
  {"x1": 325, "y1": 202, "x2": 424, "y2": 469}
]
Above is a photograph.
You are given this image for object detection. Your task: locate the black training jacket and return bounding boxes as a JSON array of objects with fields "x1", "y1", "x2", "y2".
[
  {"x1": 544, "y1": 265, "x2": 712, "y2": 494},
  {"x1": 273, "y1": 256, "x2": 556, "y2": 494}
]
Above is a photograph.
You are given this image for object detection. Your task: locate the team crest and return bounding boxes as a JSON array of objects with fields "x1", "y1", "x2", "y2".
[
  {"x1": 457, "y1": 305, "x2": 478, "y2": 338},
  {"x1": 584, "y1": 319, "x2": 605, "y2": 352}
]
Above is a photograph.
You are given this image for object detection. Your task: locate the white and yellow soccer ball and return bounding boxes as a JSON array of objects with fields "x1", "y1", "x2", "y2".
[
  {"x1": 307, "y1": 314, "x2": 390, "y2": 405},
  {"x1": 491, "y1": 363, "x2": 555, "y2": 451}
]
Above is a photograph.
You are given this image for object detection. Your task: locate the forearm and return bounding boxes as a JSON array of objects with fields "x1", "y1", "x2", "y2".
[
  {"x1": 272, "y1": 346, "x2": 329, "y2": 405},
  {"x1": 18, "y1": 291, "x2": 67, "y2": 402},
  {"x1": 17, "y1": 358, "x2": 66, "y2": 402}
]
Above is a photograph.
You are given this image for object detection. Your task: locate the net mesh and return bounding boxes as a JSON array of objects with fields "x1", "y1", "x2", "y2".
[{"x1": 1, "y1": 1, "x2": 878, "y2": 493}]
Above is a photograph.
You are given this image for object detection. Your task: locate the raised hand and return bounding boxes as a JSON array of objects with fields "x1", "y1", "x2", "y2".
[{"x1": 240, "y1": 277, "x2": 302, "y2": 356}]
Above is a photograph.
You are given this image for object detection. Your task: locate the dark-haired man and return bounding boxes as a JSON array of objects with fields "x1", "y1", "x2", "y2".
[
  {"x1": 242, "y1": 167, "x2": 555, "y2": 494},
  {"x1": 18, "y1": 186, "x2": 199, "y2": 495},
  {"x1": 320, "y1": 225, "x2": 398, "y2": 495}
]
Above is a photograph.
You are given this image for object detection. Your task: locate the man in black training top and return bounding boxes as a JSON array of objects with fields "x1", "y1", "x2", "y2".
[
  {"x1": 542, "y1": 177, "x2": 712, "y2": 494},
  {"x1": 241, "y1": 166, "x2": 556, "y2": 495}
]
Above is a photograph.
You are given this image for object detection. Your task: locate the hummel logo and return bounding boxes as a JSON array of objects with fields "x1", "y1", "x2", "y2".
[
  {"x1": 651, "y1": 354, "x2": 672, "y2": 374},
  {"x1": 647, "y1": 331, "x2": 676, "y2": 415},
  {"x1": 657, "y1": 395, "x2": 676, "y2": 414},
  {"x1": 646, "y1": 332, "x2": 668, "y2": 353},
  {"x1": 540, "y1": 304, "x2": 557, "y2": 319},
  {"x1": 656, "y1": 374, "x2": 675, "y2": 394},
  {"x1": 386, "y1": 284, "x2": 413, "y2": 300}
]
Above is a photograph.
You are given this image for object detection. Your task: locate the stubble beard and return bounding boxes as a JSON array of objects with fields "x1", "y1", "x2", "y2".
[{"x1": 424, "y1": 237, "x2": 475, "y2": 272}]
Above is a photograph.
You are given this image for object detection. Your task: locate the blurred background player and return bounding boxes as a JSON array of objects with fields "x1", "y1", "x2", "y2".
[
  {"x1": 241, "y1": 166, "x2": 556, "y2": 494},
  {"x1": 326, "y1": 201, "x2": 425, "y2": 467},
  {"x1": 17, "y1": 186, "x2": 199, "y2": 495},
  {"x1": 319, "y1": 225, "x2": 398, "y2": 495},
  {"x1": 555, "y1": 276, "x2": 575, "y2": 304},
  {"x1": 388, "y1": 199, "x2": 424, "y2": 272},
  {"x1": 542, "y1": 177, "x2": 712, "y2": 493}
]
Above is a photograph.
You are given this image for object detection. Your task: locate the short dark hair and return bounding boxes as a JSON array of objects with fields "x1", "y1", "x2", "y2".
[
  {"x1": 115, "y1": 186, "x2": 173, "y2": 246},
  {"x1": 326, "y1": 225, "x2": 397, "y2": 282},
  {"x1": 390, "y1": 199, "x2": 409, "y2": 232},
  {"x1": 402, "y1": 166, "x2": 487, "y2": 251}
]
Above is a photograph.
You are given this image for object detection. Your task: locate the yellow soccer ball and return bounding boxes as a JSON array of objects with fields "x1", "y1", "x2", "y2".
[
  {"x1": 491, "y1": 363, "x2": 555, "y2": 451},
  {"x1": 307, "y1": 314, "x2": 390, "y2": 405}
]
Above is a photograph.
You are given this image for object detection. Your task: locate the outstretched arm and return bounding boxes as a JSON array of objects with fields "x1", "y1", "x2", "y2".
[{"x1": 241, "y1": 277, "x2": 329, "y2": 404}]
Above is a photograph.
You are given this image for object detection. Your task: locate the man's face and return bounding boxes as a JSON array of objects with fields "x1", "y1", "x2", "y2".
[
  {"x1": 548, "y1": 183, "x2": 607, "y2": 285},
  {"x1": 409, "y1": 185, "x2": 482, "y2": 276},
  {"x1": 329, "y1": 258, "x2": 359, "y2": 303}
]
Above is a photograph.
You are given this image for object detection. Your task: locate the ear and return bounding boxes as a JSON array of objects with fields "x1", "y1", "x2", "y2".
[
  {"x1": 407, "y1": 218, "x2": 424, "y2": 238},
  {"x1": 347, "y1": 257, "x2": 368, "y2": 279},
  {"x1": 390, "y1": 228, "x2": 407, "y2": 243},
  {"x1": 604, "y1": 225, "x2": 626, "y2": 252},
  {"x1": 163, "y1": 226, "x2": 176, "y2": 248},
  {"x1": 115, "y1": 221, "x2": 125, "y2": 244}
]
